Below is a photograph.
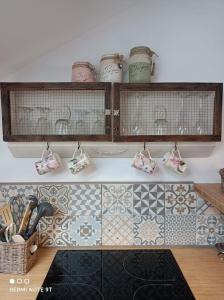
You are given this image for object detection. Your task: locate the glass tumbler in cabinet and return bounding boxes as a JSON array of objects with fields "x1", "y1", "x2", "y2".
[{"x1": 154, "y1": 105, "x2": 168, "y2": 135}]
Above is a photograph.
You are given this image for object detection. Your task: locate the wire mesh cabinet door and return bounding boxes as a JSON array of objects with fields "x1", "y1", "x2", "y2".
[
  {"x1": 113, "y1": 83, "x2": 222, "y2": 142},
  {"x1": 1, "y1": 82, "x2": 112, "y2": 142}
]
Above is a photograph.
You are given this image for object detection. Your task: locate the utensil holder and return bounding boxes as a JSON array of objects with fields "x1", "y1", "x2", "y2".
[{"x1": 0, "y1": 232, "x2": 38, "y2": 274}]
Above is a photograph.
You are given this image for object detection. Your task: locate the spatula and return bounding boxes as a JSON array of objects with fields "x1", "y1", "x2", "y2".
[
  {"x1": 26, "y1": 202, "x2": 54, "y2": 238},
  {"x1": 18, "y1": 195, "x2": 38, "y2": 236},
  {"x1": 0, "y1": 203, "x2": 14, "y2": 226}
]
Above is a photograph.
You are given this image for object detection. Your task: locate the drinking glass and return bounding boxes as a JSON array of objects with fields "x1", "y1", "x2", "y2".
[
  {"x1": 74, "y1": 109, "x2": 89, "y2": 134},
  {"x1": 120, "y1": 122, "x2": 128, "y2": 136},
  {"x1": 55, "y1": 119, "x2": 72, "y2": 135},
  {"x1": 154, "y1": 105, "x2": 168, "y2": 135},
  {"x1": 132, "y1": 93, "x2": 143, "y2": 135},
  {"x1": 17, "y1": 106, "x2": 34, "y2": 134},
  {"x1": 194, "y1": 94, "x2": 209, "y2": 135},
  {"x1": 36, "y1": 107, "x2": 52, "y2": 134},
  {"x1": 91, "y1": 110, "x2": 105, "y2": 134},
  {"x1": 176, "y1": 94, "x2": 191, "y2": 135},
  {"x1": 55, "y1": 106, "x2": 72, "y2": 135}
]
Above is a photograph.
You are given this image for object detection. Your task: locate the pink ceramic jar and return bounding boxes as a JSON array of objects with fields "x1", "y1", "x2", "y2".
[{"x1": 71, "y1": 61, "x2": 96, "y2": 82}]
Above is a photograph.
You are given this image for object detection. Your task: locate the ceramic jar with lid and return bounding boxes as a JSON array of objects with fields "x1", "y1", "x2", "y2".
[
  {"x1": 129, "y1": 46, "x2": 158, "y2": 83},
  {"x1": 100, "y1": 53, "x2": 124, "y2": 82},
  {"x1": 72, "y1": 61, "x2": 96, "y2": 82}
]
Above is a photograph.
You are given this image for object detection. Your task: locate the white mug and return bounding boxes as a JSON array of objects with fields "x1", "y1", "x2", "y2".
[
  {"x1": 35, "y1": 148, "x2": 61, "y2": 175},
  {"x1": 68, "y1": 146, "x2": 90, "y2": 174},
  {"x1": 132, "y1": 149, "x2": 157, "y2": 175},
  {"x1": 163, "y1": 147, "x2": 187, "y2": 174}
]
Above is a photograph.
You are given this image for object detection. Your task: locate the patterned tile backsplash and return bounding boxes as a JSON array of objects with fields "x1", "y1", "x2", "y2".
[{"x1": 0, "y1": 182, "x2": 224, "y2": 247}]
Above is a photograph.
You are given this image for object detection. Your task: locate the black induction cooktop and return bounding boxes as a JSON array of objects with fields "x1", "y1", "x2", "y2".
[{"x1": 36, "y1": 250, "x2": 196, "y2": 300}]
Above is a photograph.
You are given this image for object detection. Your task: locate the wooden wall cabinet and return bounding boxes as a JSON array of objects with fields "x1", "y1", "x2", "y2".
[
  {"x1": 1, "y1": 82, "x2": 112, "y2": 142},
  {"x1": 113, "y1": 83, "x2": 222, "y2": 142},
  {"x1": 1, "y1": 82, "x2": 222, "y2": 142}
]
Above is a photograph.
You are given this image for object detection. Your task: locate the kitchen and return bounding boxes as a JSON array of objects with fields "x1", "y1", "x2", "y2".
[{"x1": 0, "y1": 0, "x2": 224, "y2": 299}]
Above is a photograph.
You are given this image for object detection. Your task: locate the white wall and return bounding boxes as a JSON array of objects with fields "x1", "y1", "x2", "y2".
[{"x1": 1, "y1": 0, "x2": 224, "y2": 183}]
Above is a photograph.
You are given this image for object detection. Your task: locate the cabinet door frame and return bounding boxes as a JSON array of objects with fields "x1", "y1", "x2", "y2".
[
  {"x1": 113, "y1": 82, "x2": 223, "y2": 142},
  {"x1": 1, "y1": 82, "x2": 112, "y2": 142}
]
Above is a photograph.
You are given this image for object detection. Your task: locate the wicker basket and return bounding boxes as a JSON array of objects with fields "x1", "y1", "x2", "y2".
[
  {"x1": 0, "y1": 232, "x2": 38, "y2": 274},
  {"x1": 219, "y1": 168, "x2": 224, "y2": 192}
]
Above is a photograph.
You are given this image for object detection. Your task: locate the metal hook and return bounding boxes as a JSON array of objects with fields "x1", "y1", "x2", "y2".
[
  {"x1": 78, "y1": 141, "x2": 80, "y2": 150},
  {"x1": 174, "y1": 141, "x2": 177, "y2": 150},
  {"x1": 46, "y1": 142, "x2": 50, "y2": 151}
]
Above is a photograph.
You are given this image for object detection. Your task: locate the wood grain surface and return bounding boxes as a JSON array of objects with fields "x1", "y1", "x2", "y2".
[
  {"x1": 195, "y1": 183, "x2": 224, "y2": 214},
  {"x1": 0, "y1": 246, "x2": 224, "y2": 300}
]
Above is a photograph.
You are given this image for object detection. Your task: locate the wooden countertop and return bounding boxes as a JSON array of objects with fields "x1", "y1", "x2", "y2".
[
  {"x1": 1, "y1": 247, "x2": 224, "y2": 300},
  {"x1": 195, "y1": 183, "x2": 224, "y2": 213}
]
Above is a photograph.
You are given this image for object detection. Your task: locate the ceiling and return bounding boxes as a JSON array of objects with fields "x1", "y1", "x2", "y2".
[{"x1": 0, "y1": 0, "x2": 135, "y2": 79}]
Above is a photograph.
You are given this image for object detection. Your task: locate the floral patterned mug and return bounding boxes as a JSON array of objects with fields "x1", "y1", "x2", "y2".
[
  {"x1": 68, "y1": 146, "x2": 90, "y2": 174},
  {"x1": 162, "y1": 146, "x2": 187, "y2": 174},
  {"x1": 132, "y1": 149, "x2": 157, "y2": 174},
  {"x1": 35, "y1": 148, "x2": 61, "y2": 175}
]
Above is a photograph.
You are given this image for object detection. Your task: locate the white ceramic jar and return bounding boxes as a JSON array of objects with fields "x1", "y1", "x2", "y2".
[{"x1": 100, "y1": 53, "x2": 124, "y2": 82}]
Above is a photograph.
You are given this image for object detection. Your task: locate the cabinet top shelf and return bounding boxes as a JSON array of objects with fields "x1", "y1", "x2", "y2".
[{"x1": 0, "y1": 82, "x2": 111, "y2": 90}]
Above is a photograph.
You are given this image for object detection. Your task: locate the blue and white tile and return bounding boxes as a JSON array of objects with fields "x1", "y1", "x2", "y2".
[
  {"x1": 0, "y1": 188, "x2": 6, "y2": 204},
  {"x1": 165, "y1": 183, "x2": 196, "y2": 215},
  {"x1": 102, "y1": 184, "x2": 133, "y2": 216},
  {"x1": 196, "y1": 197, "x2": 224, "y2": 245},
  {"x1": 134, "y1": 215, "x2": 164, "y2": 245},
  {"x1": 133, "y1": 183, "x2": 165, "y2": 216},
  {"x1": 197, "y1": 196, "x2": 220, "y2": 215},
  {"x1": 165, "y1": 215, "x2": 196, "y2": 245},
  {"x1": 102, "y1": 215, "x2": 133, "y2": 245},
  {"x1": 70, "y1": 215, "x2": 101, "y2": 246},
  {"x1": 196, "y1": 213, "x2": 224, "y2": 245},
  {"x1": 38, "y1": 215, "x2": 71, "y2": 247},
  {"x1": 38, "y1": 184, "x2": 71, "y2": 216},
  {"x1": 70, "y1": 183, "x2": 101, "y2": 216},
  {"x1": 196, "y1": 196, "x2": 211, "y2": 215},
  {"x1": 0, "y1": 184, "x2": 37, "y2": 202}
]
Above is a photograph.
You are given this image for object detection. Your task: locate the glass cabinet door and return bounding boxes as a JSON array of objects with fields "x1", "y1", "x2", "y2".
[
  {"x1": 1, "y1": 82, "x2": 112, "y2": 141},
  {"x1": 113, "y1": 83, "x2": 222, "y2": 142}
]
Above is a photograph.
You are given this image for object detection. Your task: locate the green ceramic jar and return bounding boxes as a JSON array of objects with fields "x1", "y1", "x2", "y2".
[{"x1": 129, "y1": 46, "x2": 157, "y2": 83}]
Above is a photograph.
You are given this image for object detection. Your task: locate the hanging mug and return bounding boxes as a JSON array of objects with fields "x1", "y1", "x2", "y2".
[
  {"x1": 132, "y1": 149, "x2": 157, "y2": 175},
  {"x1": 162, "y1": 146, "x2": 187, "y2": 174},
  {"x1": 68, "y1": 146, "x2": 90, "y2": 174},
  {"x1": 35, "y1": 148, "x2": 61, "y2": 175}
]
